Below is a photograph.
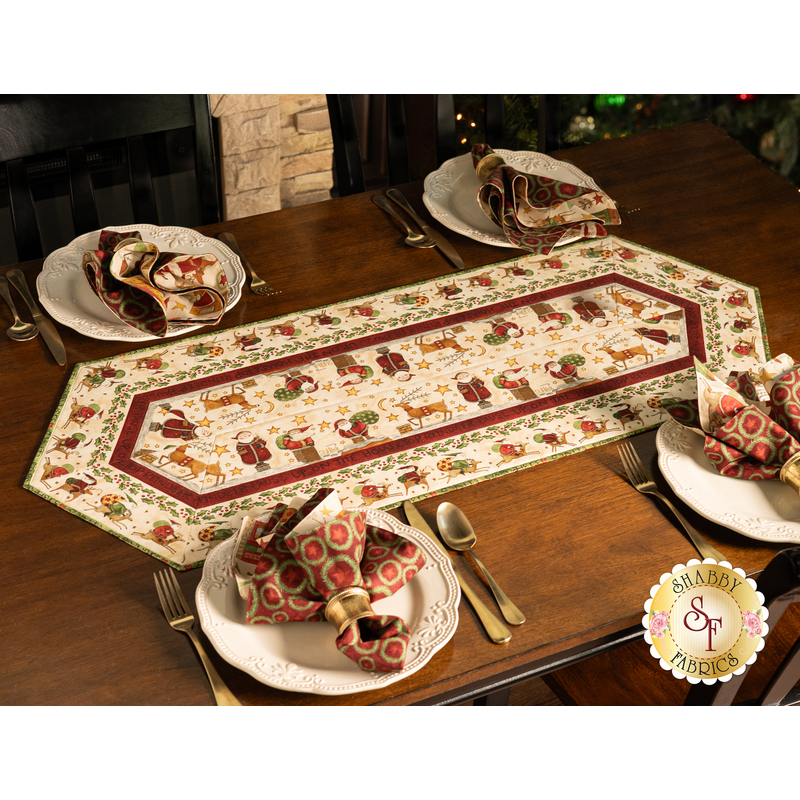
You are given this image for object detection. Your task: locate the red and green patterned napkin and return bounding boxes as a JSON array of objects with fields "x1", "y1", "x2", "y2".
[
  {"x1": 246, "y1": 503, "x2": 427, "y2": 672},
  {"x1": 661, "y1": 355, "x2": 800, "y2": 482},
  {"x1": 471, "y1": 144, "x2": 620, "y2": 255},
  {"x1": 82, "y1": 229, "x2": 229, "y2": 337}
]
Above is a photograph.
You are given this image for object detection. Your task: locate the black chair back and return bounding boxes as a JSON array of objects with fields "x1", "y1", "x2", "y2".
[
  {"x1": 0, "y1": 94, "x2": 220, "y2": 262},
  {"x1": 327, "y1": 94, "x2": 560, "y2": 198}
]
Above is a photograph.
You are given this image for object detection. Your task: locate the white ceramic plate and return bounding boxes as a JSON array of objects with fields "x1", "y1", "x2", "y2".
[
  {"x1": 656, "y1": 418, "x2": 800, "y2": 544},
  {"x1": 422, "y1": 149, "x2": 602, "y2": 248},
  {"x1": 36, "y1": 224, "x2": 246, "y2": 341},
  {"x1": 195, "y1": 509, "x2": 460, "y2": 695}
]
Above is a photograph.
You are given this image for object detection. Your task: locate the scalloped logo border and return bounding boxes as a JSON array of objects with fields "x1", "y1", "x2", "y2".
[{"x1": 643, "y1": 559, "x2": 768, "y2": 684}]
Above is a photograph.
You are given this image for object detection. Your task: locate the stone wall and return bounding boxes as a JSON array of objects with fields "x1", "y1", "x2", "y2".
[{"x1": 209, "y1": 94, "x2": 334, "y2": 219}]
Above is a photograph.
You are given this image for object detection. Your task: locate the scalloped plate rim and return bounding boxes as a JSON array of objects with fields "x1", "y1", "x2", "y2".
[
  {"x1": 656, "y1": 418, "x2": 800, "y2": 543},
  {"x1": 195, "y1": 508, "x2": 460, "y2": 695},
  {"x1": 36, "y1": 223, "x2": 246, "y2": 342}
]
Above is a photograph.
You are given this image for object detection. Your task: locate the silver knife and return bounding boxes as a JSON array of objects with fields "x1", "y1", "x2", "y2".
[
  {"x1": 6, "y1": 269, "x2": 66, "y2": 366},
  {"x1": 386, "y1": 188, "x2": 465, "y2": 271},
  {"x1": 403, "y1": 501, "x2": 511, "y2": 644}
]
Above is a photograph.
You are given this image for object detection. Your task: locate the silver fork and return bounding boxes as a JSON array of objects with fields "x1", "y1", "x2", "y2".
[
  {"x1": 154, "y1": 570, "x2": 242, "y2": 706},
  {"x1": 618, "y1": 441, "x2": 727, "y2": 562},
  {"x1": 217, "y1": 232, "x2": 280, "y2": 296}
]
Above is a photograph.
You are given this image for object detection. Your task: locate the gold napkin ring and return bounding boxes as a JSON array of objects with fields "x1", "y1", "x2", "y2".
[
  {"x1": 475, "y1": 153, "x2": 506, "y2": 182},
  {"x1": 324, "y1": 587, "x2": 374, "y2": 635},
  {"x1": 780, "y1": 450, "x2": 800, "y2": 495}
]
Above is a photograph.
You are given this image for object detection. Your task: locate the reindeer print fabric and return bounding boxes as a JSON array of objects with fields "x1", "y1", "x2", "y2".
[{"x1": 25, "y1": 237, "x2": 768, "y2": 569}]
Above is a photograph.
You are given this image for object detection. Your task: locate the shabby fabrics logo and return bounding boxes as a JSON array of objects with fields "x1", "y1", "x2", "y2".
[{"x1": 644, "y1": 559, "x2": 768, "y2": 684}]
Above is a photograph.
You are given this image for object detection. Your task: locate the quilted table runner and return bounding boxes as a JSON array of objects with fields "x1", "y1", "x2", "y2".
[{"x1": 25, "y1": 237, "x2": 768, "y2": 569}]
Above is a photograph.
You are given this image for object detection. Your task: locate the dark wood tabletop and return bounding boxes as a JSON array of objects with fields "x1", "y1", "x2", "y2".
[{"x1": 3, "y1": 119, "x2": 799, "y2": 706}]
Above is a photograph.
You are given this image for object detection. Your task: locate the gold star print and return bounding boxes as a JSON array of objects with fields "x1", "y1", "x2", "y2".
[
  {"x1": 457, "y1": 405, "x2": 467, "y2": 412},
  {"x1": 182, "y1": 399, "x2": 196, "y2": 408},
  {"x1": 321, "y1": 383, "x2": 333, "y2": 392},
  {"x1": 337, "y1": 407, "x2": 350, "y2": 415},
  {"x1": 657, "y1": 348, "x2": 667, "y2": 355},
  {"x1": 593, "y1": 292, "x2": 604, "y2": 299},
  {"x1": 388, "y1": 413, "x2": 399, "y2": 421},
  {"x1": 415, "y1": 359, "x2": 431, "y2": 370},
  {"x1": 346, "y1": 387, "x2": 360, "y2": 396},
  {"x1": 371, "y1": 379, "x2": 383, "y2": 386},
  {"x1": 572, "y1": 325, "x2": 582, "y2": 331},
  {"x1": 157, "y1": 406, "x2": 172, "y2": 415},
  {"x1": 172, "y1": 301, "x2": 187, "y2": 312},
  {"x1": 198, "y1": 416, "x2": 212, "y2": 428},
  {"x1": 231, "y1": 468, "x2": 243, "y2": 476},
  {"x1": 302, "y1": 396, "x2": 317, "y2": 405},
  {"x1": 549, "y1": 332, "x2": 562, "y2": 341},
  {"x1": 512, "y1": 341, "x2": 524, "y2": 349},
  {"x1": 461, "y1": 359, "x2": 471, "y2": 366},
  {"x1": 246, "y1": 417, "x2": 256, "y2": 424},
  {"x1": 483, "y1": 368, "x2": 495, "y2": 376},
  {"x1": 506, "y1": 358, "x2": 518, "y2": 367},
  {"x1": 596, "y1": 333, "x2": 606, "y2": 340},
  {"x1": 255, "y1": 391, "x2": 265, "y2": 398},
  {"x1": 268, "y1": 426, "x2": 280, "y2": 434},
  {"x1": 530, "y1": 363, "x2": 541, "y2": 372},
  {"x1": 400, "y1": 343, "x2": 411, "y2": 351},
  {"x1": 395, "y1": 387, "x2": 406, "y2": 395},
  {"x1": 465, "y1": 336, "x2": 476, "y2": 343},
  {"x1": 293, "y1": 416, "x2": 308, "y2": 425},
  {"x1": 594, "y1": 357, "x2": 605, "y2": 364},
  {"x1": 435, "y1": 385, "x2": 450, "y2": 396},
  {"x1": 526, "y1": 329, "x2": 537, "y2": 336},
  {"x1": 318, "y1": 421, "x2": 331, "y2": 430},
  {"x1": 545, "y1": 350, "x2": 557, "y2": 359},
  {"x1": 214, "y1": 445, "x2": 229, "y2": 457}
]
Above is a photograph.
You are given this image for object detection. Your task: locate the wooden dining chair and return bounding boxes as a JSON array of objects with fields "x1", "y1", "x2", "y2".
[
  {"x1": 0, "y1": 95, "x2": 220, "y2": 262},
  {"x1": 543, "y1": 547, "x2": 800, "y2": 706},
  {"x1": 326, "y1": 94, "x2": 562, "y2": 198}
]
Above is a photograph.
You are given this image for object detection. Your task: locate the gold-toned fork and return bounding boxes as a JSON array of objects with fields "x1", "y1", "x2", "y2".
[
  {"x1": 217, "y1": 232, "x2": 280, "y2": 296},
  {"x1": 618, "y1": 441, "x2": 727, "y2": 562},
  {"x1": 154, "y1": 570, "x2": 241, "y2": 706}
]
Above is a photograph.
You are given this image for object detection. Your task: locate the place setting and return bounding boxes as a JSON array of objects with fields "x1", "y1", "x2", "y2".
[{"x1": 7, "y1": 110, "x2": 800, "y2": 707}]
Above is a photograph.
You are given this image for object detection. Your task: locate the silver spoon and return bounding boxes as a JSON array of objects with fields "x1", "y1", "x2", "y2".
[
  {"x1": 437, "y1": 502, "x2": 526, "y2": 626},
  {"x1": 372, "y1": 195, "x2": 436, "y2": 248},
  {"x1": 0, "y1": 276, "x2": 38, "y2": 341}
]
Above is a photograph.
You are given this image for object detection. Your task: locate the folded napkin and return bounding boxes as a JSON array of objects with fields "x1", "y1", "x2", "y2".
[
  {"x1": 661, "y1": 355, "x2": 800, "y2": 492},
  {"x1": 244, "y1": 493, "x2": 427, "y2": 672},
  {"x1": 82, "y1": 229, "x2": 229, "y2": 337},
  {"x1": 471, "y1": 144, "x2": 620, "y2": 255}
]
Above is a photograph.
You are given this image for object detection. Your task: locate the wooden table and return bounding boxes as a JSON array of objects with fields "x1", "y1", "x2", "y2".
[{"x1": 3, "y1": 120, "x2": 799, "y2": 705}]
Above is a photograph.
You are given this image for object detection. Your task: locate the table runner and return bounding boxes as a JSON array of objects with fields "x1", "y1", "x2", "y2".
[{"x1": 25, "y1": 237, "x2": 768, "y2": 569}]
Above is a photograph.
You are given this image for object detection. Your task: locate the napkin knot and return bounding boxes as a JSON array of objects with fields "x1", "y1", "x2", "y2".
[
  {"x1": 661, "y1": 355, "x2": 800, "y2": 494},
  {"x1": 245, "y1": 500, "x2": 427, "y2": 672}
]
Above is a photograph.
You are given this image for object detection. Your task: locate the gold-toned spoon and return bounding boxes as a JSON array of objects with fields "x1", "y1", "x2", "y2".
[
  {"x1": 372, "y1": 195, "x2": 435, "y2": 248},
  {"x1": 437, "y1": 502, "x2": 526, "y2": 626},
  {"x1": 0, "y1": 276, "x2": 38, "y2": 340}
]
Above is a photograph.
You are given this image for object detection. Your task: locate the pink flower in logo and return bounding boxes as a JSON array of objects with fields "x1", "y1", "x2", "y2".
[
  {"x1": 742, "y1": 610, "x2": 762, "y2": 638},
  {"x1": 649, "y1": 610, "x2": 669, "y2": 639}
]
